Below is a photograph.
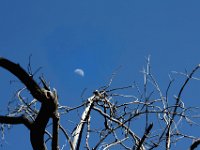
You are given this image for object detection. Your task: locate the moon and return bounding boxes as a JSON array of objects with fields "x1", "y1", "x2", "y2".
[{"x1": 74, "y1": 68, "x2": 84, "y2": 77}]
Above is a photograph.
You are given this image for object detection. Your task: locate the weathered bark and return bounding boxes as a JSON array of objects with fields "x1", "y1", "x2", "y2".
[{"x1": 72, "y1": 95, "x2": 95, "y2": 150}]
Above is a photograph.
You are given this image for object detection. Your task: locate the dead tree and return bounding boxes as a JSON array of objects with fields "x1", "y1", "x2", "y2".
[{"x1": 0, "y1": 57, "x2": 199, "y2": 150}]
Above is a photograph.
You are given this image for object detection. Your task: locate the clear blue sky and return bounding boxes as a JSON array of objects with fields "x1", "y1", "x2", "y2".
[{"x1": 0, "y1": 1, "x2": 200, "y2": 149}]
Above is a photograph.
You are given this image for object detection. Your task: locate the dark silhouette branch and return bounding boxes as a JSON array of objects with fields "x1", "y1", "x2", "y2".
[
  {"x1": 52, "y1": 116, "x2": 59, "y2": 150},
  {"x1": 0, "y1": 115, "x2": 32, "y2": 129},
  {"x1": 0, "y1": 57, "x2": 45, "y2": 102},
  {"x1": 0, "y1": 57, "x2": 59, "y2": 150},
  {"x1": 52, "y1": 90, "x2": 59, "y2": 150},
  {"x1": 30, "y1": 90, "x2": 58, "y2": 150},
  {"x1": 30, "y1": 102, "x2": 51, "y2": 150},
  {"x1": 136, "y1": 123, "x2": 153, "y2": 150},
  {"x1": 190, "y1": 139, "x2": 200, "y2": 150}
]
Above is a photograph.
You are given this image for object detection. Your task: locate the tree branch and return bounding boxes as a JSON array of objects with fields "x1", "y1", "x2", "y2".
[
  {"x1": 190, "y1": 139, "x2": 200, "y2": 150},
  {"x1": 0, "y1": 115, "x2": 32, "y2": 129},
  {"x1": 52, "y1": 91, "x2": 59, "y2": 150},
  {"x1": 0, "y1": 57, "x2": 45, "y2": 102},
  {"x1": 72, "y1": 94, "x2": 96, "y2": 150},
  {"x1": 93, "y1": 106, "x2": 144, "y2": 149},
  {"x1": 136, "y1": 123, "x2": 153, "y2": 150}
]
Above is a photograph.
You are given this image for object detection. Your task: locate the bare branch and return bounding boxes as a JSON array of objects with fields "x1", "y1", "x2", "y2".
[
  {"x1": 0, "y1": 115, "x2": 32, "y2": 129},
  {"x1": 93, "y1": 106, "x2": 144, "y2": 149},
  {"x1": 72, "y1": 94, "x2": 96, "y2": 150},
  {"x1": 190, "y1": 139, "x2": 200, "y2": 150},
  {"x1": 137, "y1": 123, "x2": 153, "y2": 150},
  {"x1": 0, "y1": 57, "x2": 45, "y2": 102}
]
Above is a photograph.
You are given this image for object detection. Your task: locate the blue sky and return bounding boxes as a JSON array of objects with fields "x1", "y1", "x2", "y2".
[{"x1": 0, "y1": 1, "x2": 200, "y2": 149}]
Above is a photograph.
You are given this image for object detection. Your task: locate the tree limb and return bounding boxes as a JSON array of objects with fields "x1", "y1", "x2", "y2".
[
  {"x1": 0, "y1": 115, "x2": 32, "y2": 129},
  {"x1": 0, "y1": 57, "x2": 45, "y2": 102},
  {"x1": 190, "y1": 139, "x2": 200, "y2": 150},
  {"x1": 72, "y1": 94, "x2": 96, "y2": 150}
]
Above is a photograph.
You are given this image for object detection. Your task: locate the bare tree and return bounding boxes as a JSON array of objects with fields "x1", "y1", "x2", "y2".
[{"x1": 0, "y1": 56, "x2": 199, "y2": 150}]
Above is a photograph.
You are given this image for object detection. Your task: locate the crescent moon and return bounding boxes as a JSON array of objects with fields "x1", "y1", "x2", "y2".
[{"x1": 74, "y1": 68, "x2": 84, "y2": 77}]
